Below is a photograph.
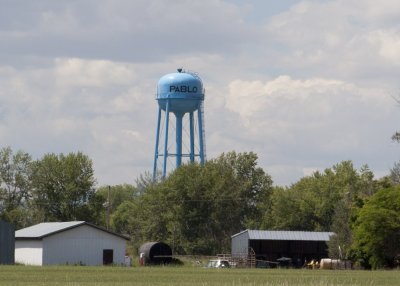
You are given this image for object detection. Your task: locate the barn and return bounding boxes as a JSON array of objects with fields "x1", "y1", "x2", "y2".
[
  {"x1": 232, "y1": 229, "x2": 334, "y2": 267},
  {"x1": 0, "y1": 221, "x2": 15, "y2": 264},
  {"x1": 15, "y1": 221, "x2": 129, "y2": 266}
]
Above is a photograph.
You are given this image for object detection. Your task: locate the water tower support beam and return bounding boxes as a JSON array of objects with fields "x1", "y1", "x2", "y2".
[
  {"x1": 162, "y1": 101, "x2": 170, "y2": 177},
  {"x1": 198, "y1": 105, "x2": 205, "y2": 165},
  {"x1": 189, "y1": 111, "x2": 195, "y2": 163},
  {"x1": 153, "y1": 107, "x2": 162, "y2": 179},
  {"x1": 176, "y1": 113, "x2": 183, "y2": 168}
]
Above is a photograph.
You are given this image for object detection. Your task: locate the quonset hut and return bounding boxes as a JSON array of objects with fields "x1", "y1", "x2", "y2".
[
  {"x1": 138, "y1": 242, "x2": 172, "y2": 265},
  {"x1": 0, "y1": 221, "x2": 15, "y2": 264}
]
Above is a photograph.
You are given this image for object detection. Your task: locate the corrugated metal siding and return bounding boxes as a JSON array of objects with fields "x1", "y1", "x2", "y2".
[
  {"x1": 16, "y1": 221, "x2": 128, "y2": 240},
  {"x1": 0, "y1": 221, "x2": 15, "y2": 264},
  {"x1": 231, "y1": 230, "x2": 250, "y2": 258},
  {"x1": 15, "y1": 240, "x2": 43, "y2": 265},
  {"x1": 16, "y1": 221, "x2": 85, "y2": 238},
  {"x1": 231, "y1": 230, "x2": 333, "y2": 262},
  {"x1": 43, "y1": 224, "x2": 126, "y2": 266},
  {"x1": 247, "y1": 230, "x2": 334, "y2": 241}
]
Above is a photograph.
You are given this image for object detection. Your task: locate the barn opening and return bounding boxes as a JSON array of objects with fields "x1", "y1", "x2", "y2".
[{"x1": 103, "y1": 249, "x2": 114, "y2": 265}]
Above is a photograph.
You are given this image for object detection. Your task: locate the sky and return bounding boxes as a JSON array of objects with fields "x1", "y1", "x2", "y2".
[{"x1": 1, "y1": 0, "x2": 399, "y2": 187}]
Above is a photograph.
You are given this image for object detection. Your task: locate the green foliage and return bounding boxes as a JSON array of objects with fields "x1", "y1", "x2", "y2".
[
  {"x1": 328, "y1": 200, "x2": 353, "y2": 259},
  {"x1": 265, "y1": 161, "x2": 372, "y2": 230},
  {"x1": 31, "y1": 152, "x2": 98, "y2": 222},
  {"x1": 0, "y1": 147, "x2": 33, "y2": 228},
  {"x1": 263, "y1": 161, "x2": 378, "y2": 260},
  {"x1": 96, "y1": 184, "x2": 138, "y2": 227},
  {"x1": 389, "y1": 161, "x2": 400, "y2": 185},
  {"x1": 351, "y1": 186, "x2": 400, "y2": 269},
  {"x1": 112, "y1": 151, "x2": 273, "y2": 255},
  {"x1": 1, "y1": 144, "x2": 398, "y2": 269},
  {"x1": 135, "y1": 171, "x2": 158, "y2": 193}
]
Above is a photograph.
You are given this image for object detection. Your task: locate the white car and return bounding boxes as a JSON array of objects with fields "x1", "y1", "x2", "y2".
[{"x1": 206, "y1": 259, "x2": 231, "y2": 268}]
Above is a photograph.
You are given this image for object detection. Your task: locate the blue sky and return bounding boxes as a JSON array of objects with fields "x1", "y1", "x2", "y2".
[
  {"x1": 0, "y1": 0, "x2": 399, "y2": 186},
  {"x1": 226, "y1": 0, "x2": 304, "y2": 21}
]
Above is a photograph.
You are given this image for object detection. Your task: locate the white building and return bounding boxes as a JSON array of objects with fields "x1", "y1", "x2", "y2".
[{"x1": 15, "y1": 221, "x2": 129, "y2": 266}]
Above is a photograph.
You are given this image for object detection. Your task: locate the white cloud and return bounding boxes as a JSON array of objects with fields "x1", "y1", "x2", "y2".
[
  {"x1": 226, "y1": 76, "x2": 358, "y2": 128},
  {"x1": 55, "y1": 58, "x2": 136, "y2": 87},
  {"x1": 367, "y1": 29, "x2": 400, "y2": 65},
  {"x1": 222, "y1": 75, "x2": 399, "y2": 185},
  {"x1": 261, "y1": 0, "x2": 400, "y2": 86},
  {"x1": 0, "y1": 0, "x2": 399, "y2": 187}
]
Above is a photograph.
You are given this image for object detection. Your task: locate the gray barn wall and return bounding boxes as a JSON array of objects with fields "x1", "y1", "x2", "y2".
[
  {"x1": 231, "y1": 231, "x2": 250, "y2": 258},
  {"x1": 0, "y1": 221, "x2": 15, "y2": 264}
]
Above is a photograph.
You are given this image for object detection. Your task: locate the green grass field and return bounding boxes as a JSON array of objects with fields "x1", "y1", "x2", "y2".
[{"x1": 0, "y1": 265, "x2": 398, "y2": 286}]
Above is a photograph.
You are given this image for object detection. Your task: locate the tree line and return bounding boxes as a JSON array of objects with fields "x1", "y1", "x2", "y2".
[{"x1": 0, "y1": 146, "x2": 399, "y2": 269}]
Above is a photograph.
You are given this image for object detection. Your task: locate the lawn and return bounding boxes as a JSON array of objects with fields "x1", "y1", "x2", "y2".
[{"x1": 0, "y1": 265, "x2": 398, "y2": 286}]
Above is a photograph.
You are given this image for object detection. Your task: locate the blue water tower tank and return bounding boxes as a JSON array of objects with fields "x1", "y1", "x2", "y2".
[
  {"x1": 157, "y1": 70, "x2": 204, "y2": 113},
  {"x1": 153, "y1": 69, "x2": 206, "y2": 178}
]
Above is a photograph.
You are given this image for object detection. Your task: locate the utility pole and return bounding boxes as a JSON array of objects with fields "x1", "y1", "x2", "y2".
[{"x1": 106, "y1": 185, "x2": 111, "y2": 230}]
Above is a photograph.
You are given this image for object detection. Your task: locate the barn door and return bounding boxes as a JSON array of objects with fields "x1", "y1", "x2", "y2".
[{"x1": 103, "y1": 249, "x2": 114, "y2": 265}]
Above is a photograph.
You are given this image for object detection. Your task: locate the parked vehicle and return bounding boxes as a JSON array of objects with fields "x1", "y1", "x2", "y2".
[{"x1": 206, "y1": 259, "x2": 231, "y2": 268}]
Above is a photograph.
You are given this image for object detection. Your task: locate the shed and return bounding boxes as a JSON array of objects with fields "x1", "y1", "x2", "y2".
[
  {"x1": 0, "y1": 221, "x2": 15, "y2": 264},
  {"x1": 138, "y1": 242, "x2": 172, "y2": 264},
  {"x1": 232, "y1": 230, "x2": 334, "y2": 266},
  {"x1": 15, "y1": 221, "x2": 129, "y2": 266}
]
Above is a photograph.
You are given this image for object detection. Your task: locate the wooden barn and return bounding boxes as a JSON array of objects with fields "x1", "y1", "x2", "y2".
[
  {"x1": 231, "y1": 229, "x2": 334, "y2": 267},
  {"x1": 15, "y1": 221, "x2": 129, "y2": 266}
]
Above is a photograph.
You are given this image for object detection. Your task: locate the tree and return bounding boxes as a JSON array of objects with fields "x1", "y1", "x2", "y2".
[
  {"x1": 389, "y1": 161, "x2": 400, "y2": 185},
  {"x1": 211, "y1": 152, "x2": 273, "y2": 229},
  {"x1": 96, "y1": 184, "x2": 138, "y2": 228},
  {"x1": 0, "y1": 147, "x2": 33, "y2": 228},
  {"x1": 327, "y1": 199, "x2": 353, "y2": 259},
  {"x1": 329, "y1": 165, "x2": 379, "y2": 259},
  {"x1": 262, "y1": 183, "x2": 320, "y2": 231},
  {"x1": 111, "y1": 151, "x2": 273, "y2": 255},
  {"x1": 392, "y1": 132, "x2": 400, "y2": 143},
  {"x1": 263, "y1": 161, "x2": 376, "y2": 238},
  {"x1": 31, "y1": 152, "x2": 100, "y2": 222},
  {"x1": 111, "y1": 200, "x2": 144, "y2": 254},
  {"x1": 161, "y1": 161, "x2": 238, "y2": 254},
  {"x1": 392, "y1": 94, "x2": 400, "y2": 143},
  {"x1": 135, "y1": 171, "x2": 159, "y2": 192},
  {"x1": 351, "y1": 186, "x2": 400, "y2": 269}
]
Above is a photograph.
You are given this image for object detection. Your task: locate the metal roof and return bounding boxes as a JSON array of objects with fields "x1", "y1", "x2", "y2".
[
  {"x1": 15, "y1": 221, "x2": 129, "y2": 240},
  {"x1": 232, "y1": 229, "x2": 334, "y2": 241}
]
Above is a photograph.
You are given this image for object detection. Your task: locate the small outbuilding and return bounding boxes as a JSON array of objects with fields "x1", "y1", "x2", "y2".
[
  {"x1": 0, "y1": 221, "x2": 15, "y2": 264},
  {"x1": 138, "y1": 241, "x2": 172, "y2": 265},
  {"x1": 15, "y1": 221, "x2": 129, "y2": 266},
  {"x1": 232, "y1": 229, "x2": 334, "y2": 267}
]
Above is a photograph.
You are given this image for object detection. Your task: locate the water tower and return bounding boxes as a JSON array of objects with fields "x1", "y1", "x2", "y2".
[{"x1": 153, "y1": 69, "x2": 206, "y2": 178}]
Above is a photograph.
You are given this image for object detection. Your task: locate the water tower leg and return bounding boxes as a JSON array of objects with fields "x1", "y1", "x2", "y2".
[
  {"x1": 153, "y1": 108, "x2": 162, "y2": 179},
  {"x1": 162, "y1": 101, "x2": 170, "y2": 177},
  {"x1": 198, "y1": 106, "x2": 205, "y2": 165},
  {"x1": 176, "y1": 113, "x2": 183, "y2": 168},
  {"x1": 189, "y1": 112, "x2": 195, "y2": 163}
]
